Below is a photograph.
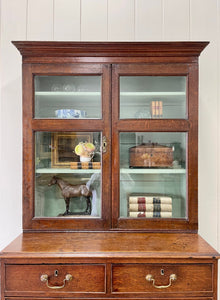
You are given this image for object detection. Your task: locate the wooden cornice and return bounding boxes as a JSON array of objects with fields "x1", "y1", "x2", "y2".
[{"x1": 12, "y1": 41, "x2": 209, "y2": 58}]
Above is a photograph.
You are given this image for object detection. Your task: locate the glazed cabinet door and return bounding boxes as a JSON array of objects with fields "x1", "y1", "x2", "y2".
[
  {"x1": 23, "y1": 63, "x2": 111, "y2": 230},
  {"x1": 112, "y1": 63, "x2": 198, "y2": 231}
]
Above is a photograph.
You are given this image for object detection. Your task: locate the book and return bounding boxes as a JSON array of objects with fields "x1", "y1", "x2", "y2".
[
  {"x1": 151, "y1": 100, "x2": 163, "y2": 118},
  {"x1": 70, "y1": 162, "x2": 101, "y2": 169},
  {"x1": 151, "y1": 101, "x2": 156, "y2": 118},
  {"x1": 159, "y1": 100, "x2": 163, "y2": 118},
  {"x1": 129, "y1": 203, "x2": 172, "y2": 212},
  {"x1": 155, "y1": 100, "x2": 158, "y2": 117},
  {"x1": 128, "y1": 196, "x2": 172, "y2": 204},
  {"x1": 129, "y1": 211, "x2": 172, "y2": 218}
]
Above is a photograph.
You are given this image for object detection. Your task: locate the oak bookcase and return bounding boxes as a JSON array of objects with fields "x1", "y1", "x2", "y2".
[{"x1": 0, "y1": 41, "x2": 219, "y2": 300}]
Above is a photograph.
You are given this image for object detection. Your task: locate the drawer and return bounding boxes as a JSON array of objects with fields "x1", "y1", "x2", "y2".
[
  {"x1": 5, "y1": 264, "x2": 106, "y2": 294},
  {"x1": 112, "y1": 263, "x2": 213, "y2": 293},
  {"x1": 4, "y1": 299, "x2": 214, "y2": 300}
]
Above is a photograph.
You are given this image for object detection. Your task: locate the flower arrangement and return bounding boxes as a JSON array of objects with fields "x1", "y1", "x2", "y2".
[{"x1": 74, "y1": 142, "x2": 96, "y2": 162}]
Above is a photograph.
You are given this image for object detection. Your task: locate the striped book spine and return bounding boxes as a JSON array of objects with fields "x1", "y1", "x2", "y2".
[
  {"x1": 129, "y1": 212, "x2": 172, "y2": 218},
  {"x1": 151, "y1": 101, "x2": 163, "y2": 118},
  {"x1": 159, "y1": 101, "x2": 163, "y2": 118},
  {"x1": 129, "y1": 203, "x2": 172, "y2": 212},
  {"x1": 151, "y1": 101, "x2": 156, "y2": 118},
  {"x1": 128, "y1": 195, "x2": 172, "y2": 218},
  {"x1": 70, "y1": 162, "x2": 101, "y2": 169},
  {"x1": 129, "y1": 196, "x2": 172, "y2": 204}
]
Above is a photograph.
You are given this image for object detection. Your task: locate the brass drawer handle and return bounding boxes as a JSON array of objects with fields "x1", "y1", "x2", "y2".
[
  {"x1": 146, "y1": 273, "x2": 177, "y2": 289},
  {"x1": 40, "y1": 273, "x2": 72, "y2": 289}
]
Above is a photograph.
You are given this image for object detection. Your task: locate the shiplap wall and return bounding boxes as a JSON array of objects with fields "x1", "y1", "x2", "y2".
[{"x1": 0, "y1": 1, "x2": 220, "y2": 294}]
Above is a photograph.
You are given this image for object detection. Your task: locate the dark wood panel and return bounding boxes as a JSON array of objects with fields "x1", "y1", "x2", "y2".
[
  {"x1": 4, "y1": 298, "x2": 214, "y2": 300},
  {"x1": 113, "y1": 119, "x2": 190, "y2": 132},
  {"x1": 5, "y1": 264, "x2": 105, "y2": 294},
  {"x1": 1, "y1": 233, "x2": 219, "y2": 259},
  {"x1": 22, "y1": 56, "x2": 200, "y2": 64},
  {"x1": 12, "y1": 41, "x2": 209, "y2": 57},
  {"x1": 22, "y1": 63, "x2": 34, "y2": 230},
  {"x1": 31, "y1": 62, "x2": 104, "y2": 73},
  {"x1": 112, "y1": 263, "x2": 212, "y2": 293},
  {"x1": 113, "y1": 63, "x2": 190, "y2": 75},
  {"x1": 32, "y1": 119, "x2": 105, "y2": 131}
]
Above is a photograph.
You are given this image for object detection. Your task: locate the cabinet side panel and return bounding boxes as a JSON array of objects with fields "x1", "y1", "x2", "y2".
[
  {"x1": 22, "y1": 64, "x2": 34, "y2": 229},
  {"x1": 187, "y1": 63, "x2": 199, "y2": 229}
]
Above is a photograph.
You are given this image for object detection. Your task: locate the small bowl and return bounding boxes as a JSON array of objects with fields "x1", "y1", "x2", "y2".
[
  {"x1": 55, "y1": 109, "x2": 86, "y2": 119},
  {"x1": 80, "y1": 156, "x2": 92, "y2": 162}
]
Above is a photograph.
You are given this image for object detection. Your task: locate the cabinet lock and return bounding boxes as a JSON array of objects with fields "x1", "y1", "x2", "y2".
[{"x1": 102, "y1": 136, "x2": 107, "y2": 153}]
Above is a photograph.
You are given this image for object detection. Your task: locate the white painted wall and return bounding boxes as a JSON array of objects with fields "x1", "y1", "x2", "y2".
[{"x1": 0, "y1": 0, "x2": 219, "y2": 297}]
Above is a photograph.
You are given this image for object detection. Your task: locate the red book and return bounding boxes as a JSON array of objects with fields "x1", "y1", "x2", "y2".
[
  {"x1": 129, "y1": 203, "x2": 172, "y2": 212},
  {"x1": 129, "y1": 211, "x2": 172, "y2": 218}
]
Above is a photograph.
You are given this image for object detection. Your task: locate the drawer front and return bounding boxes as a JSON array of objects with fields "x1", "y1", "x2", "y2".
[
  {"x1": 4, "y1": 299, "x2": 214, "y2": 300},
  {"x1": 112, "y1": 263, "x2": 213, "y2": 293},
  {"x1": 5, "y1": 264, "x2": 106, "y2": 294}
]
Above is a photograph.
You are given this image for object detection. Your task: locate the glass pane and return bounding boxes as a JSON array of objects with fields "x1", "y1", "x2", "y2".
[
  {"x1": 120, "y1": 76, "x2": 187, "y2": 119},
  {"x1": 35, "y1": 76, "x2": 102, "y2": 119},
  {"x1": 35, "y1": 131, "x2": 102, "y2": 218},
  {"x1": 119, "y1": 132, "x2": 187, "y2": 219}
]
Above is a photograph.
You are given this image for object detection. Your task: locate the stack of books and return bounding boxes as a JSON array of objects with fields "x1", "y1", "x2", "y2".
[
  {"x1": 128, "y1": 195, "x2": 172, "y2": 218},
  {"x1": 151, "y1": 101, "x2": 163, "y2": 118},
  {"x1": 70, "y1": 162, "x2": 101, "y2": 169}
]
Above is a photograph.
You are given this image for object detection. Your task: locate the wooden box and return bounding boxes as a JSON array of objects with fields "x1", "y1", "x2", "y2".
[{"x1": 129, "y1": 143, "x2": 173, "y2": 168}]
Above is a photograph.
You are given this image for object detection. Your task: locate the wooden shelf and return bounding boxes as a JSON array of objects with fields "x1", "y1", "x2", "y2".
[
  {"x1": 36, "y1": 168, "x2": 101, "y2": 174},
  {"x1": 35, "y1": 91, "x2": 101, "y2": 96},
  {"x1": 120, "y1": 91, "x2": 185, "y2": 96},
  {"x1": 35, "y1": 91, "x2": 185, "y2": 97},
  {"x1": 120, "y1": 168, "x2": 186, "y2": 174}
]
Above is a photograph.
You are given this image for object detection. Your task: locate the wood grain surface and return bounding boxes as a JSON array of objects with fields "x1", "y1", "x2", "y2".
[{"x1": 1, "y1": 232, "x2": 219, "y2": 259}]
